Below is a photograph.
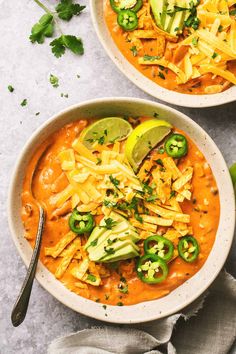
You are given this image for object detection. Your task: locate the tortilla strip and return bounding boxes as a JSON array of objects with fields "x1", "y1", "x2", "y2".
[
  {"x1": 49, "y1": 184, "x2": 74, "y2": 208},
  {"x1": 45, "y1": 231, "x2": 77, "y2": 258},
  {"x1": 197, "y1": 29, "x2": 236, "y2": 58},
  {"x1": 138, "y1": 57, "x2": 187, "y2": 83},
  {"x1": 129, "y1": 218, "x2": 157, "y2": 233},
  {"x1": 144, "y1": 202, "x2": 190, "y2": 223},
  {"x1": 133, "y1": 30, "x2": 158, "y2": 38},
  {"x1": 172, "y1": 167, "x2": 193, "y2": 191},
  {"x1": 55, "y1": 239, "x2": 81, "y2": 279},
  {"x1": 162, "y1": 157, "x2": 182, "y2": 180},
  {"x1": 199, "y1": 64, "x2": 236, "y2": 84},
  {"x1": 140, "y1": 214, "x2": 173, "y2": 226}
]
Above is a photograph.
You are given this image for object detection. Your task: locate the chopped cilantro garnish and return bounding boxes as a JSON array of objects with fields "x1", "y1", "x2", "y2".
[
  {"x1": 146, "y1": 195, "x2": 158, "y2": 202},
  {"x1": 117, "y1": 302, "x2": 124, "y2": 306},
  {"x1": 109, "y1": 175, "x2": 120, "y2": 189},
  {"x1": 101, "y1": 218, "x2": 117, "y2": 230},
  {"x1": 90, "y1": 239, "x2": 98, "y2": 247},
  {"x1": 96, "y1": 158, "x2": 102, "y2": 165},
  {"x1": 158, "y1": 147, "x2": 165, "y2": 154},
  {"x1": 87, "y1": 274, "x2": 97, "y2": 282},
  {"x1": 118, "y1": 284, "x2": 128, "y2": 294},
  {"x1": 153, "y1": 112, "x2": 159, "y2": 118},
  {"x1": 212, "y1": 52, "x2": 218, "y2": 59},
  {"x1": 155, "y1": 159, "x2": 163, "y2": 166},
  {"x1": 192, "y1": 37, "x2": 198, "y2": 46},
  {"x1": 102, "y1": 305, "x2": 107, "y2": 310},
  {"x1": 143, "y1": 55, "x2": 161, "y2": 61},
  {"x1": 130, "y1": 46, "x2": 138, "y2": 57},
  {"x1": 158, "y1": 71, "x2": 165, "y2": 80}
]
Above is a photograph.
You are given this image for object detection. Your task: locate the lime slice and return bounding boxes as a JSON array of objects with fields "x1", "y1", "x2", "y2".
[
  {"x1": 125, "y1": 119, "x2": 172, "y2": 171},
  {"x1": 80, "y1": 117, "x2": 133, "y2": 149}
]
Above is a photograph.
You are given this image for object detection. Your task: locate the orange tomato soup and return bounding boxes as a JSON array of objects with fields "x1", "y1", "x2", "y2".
[
  {"x1": 21, "y1": 118, "x2": 220, "y2": 305},
  {"x1": 104, "y1": 0, "x2": 236, "y2": 94}
]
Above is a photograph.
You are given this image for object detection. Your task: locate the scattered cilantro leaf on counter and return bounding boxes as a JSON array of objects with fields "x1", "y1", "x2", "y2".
[
  {"x1": 56, "y1": 0, "x2": 86, "y2": 21},
  {"x1": 8, "y1": 85, "x2": 14, "y2": 93},
  {"x1": 50, "y1": 35, "x2": 84, "y2": 58},
  {"x1": 50, "y1": 74, "x2": 59, "y2": 87},
  {"x1": 35, "y1": 112, "x2": 40, "y2": 116},
  {"x1": 21, "y1": 99, "x2": 27, "y2": 107},
  {"x1": 29, "y1": 14, "x2": 54, "y2": 44}
]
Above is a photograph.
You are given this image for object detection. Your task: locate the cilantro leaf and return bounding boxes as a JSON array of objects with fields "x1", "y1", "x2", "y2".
[
  {"x1": 21, "y1": 99, "x2": 27, "y2": 107},
  {"x1": 30, "y1": 14, "x2": 54, "y2": 44},
  {"x1": 50, "y1": 35, "x2": 84, "y2": 58},
  {"x1": 56, "y1": 0, "x2": 86, "y2": 21},
  {"x1": 50, "y1": 74, "x2": 59, "y2": 87},
  {"x1": 8, "y1": 85, "x2": 14, "y2": 93},
  {"x1": 101, "y1": 218, "x2": 118, "y2": 230}
]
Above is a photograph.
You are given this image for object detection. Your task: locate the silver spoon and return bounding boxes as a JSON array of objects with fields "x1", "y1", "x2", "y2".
[
  {"x1": 11, "y1": 207, "x2": 45, "y2": 326},
  {"x1": 11, "y1": 145, "x2": 50, "y2": 326}
]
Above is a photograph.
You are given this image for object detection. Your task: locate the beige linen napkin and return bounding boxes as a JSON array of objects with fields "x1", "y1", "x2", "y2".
[{"x1": 48, "y1": 271, "x2": 236, "y2": 354}]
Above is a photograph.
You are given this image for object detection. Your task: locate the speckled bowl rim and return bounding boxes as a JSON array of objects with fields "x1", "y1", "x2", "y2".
[
  {"x1": 90, "y1": 1, "x2": 236, "y2": 108},
  {"x1": 8, "y1": 97, "x2": 235, "y2": 324}
]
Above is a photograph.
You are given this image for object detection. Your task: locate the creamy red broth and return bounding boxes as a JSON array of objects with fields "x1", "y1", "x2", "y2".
[{"x1": 21, "y1": 118, "x2": 220, "y2": 305}]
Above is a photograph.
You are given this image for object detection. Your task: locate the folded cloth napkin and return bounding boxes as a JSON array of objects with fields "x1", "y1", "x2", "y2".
[{"x1": 48, "y1": 271, "x2": 236, "y2": 354}]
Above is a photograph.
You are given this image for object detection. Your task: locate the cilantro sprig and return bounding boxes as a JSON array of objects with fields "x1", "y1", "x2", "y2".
[
  {"x1": 30, "y1": 0, "x2": 85, "y2": 58},
  {"x1": 56, "y1": 0, "x2": 86, "y2": 21}
]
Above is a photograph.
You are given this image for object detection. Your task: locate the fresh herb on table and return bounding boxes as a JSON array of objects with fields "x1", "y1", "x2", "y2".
[
  {"x1": 50, "y1": 74, "x2": 59, "y2": 87},
  {"x1": 56, "y1": 0, "x2": 85, "y2": 21},
  {"x1": 21, "y1": 99, "x2": 27, "y2": 107},
  {"x1": 35, "y1": 112, "x2": 40, "y2": 116},
  {"x1": 30, "y1": 0, "x2": 85, "y2": 58},
  {"x1": 8, "y1": 85, "x2": 14, "y2": 93}
]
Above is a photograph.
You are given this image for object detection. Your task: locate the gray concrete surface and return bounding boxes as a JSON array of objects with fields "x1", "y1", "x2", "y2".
[{"x1": 0, "y1": 1, "x2": 235, "y2": 353}]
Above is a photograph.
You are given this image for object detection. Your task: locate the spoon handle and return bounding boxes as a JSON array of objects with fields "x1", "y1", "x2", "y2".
[{"x1": 11, "y1": 206, "x2": 45, "y2": 327}]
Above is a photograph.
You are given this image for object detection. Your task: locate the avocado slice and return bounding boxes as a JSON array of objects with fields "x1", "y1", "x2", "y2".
[
  {"x1": 150, "y1": 0, "x2": 199, "y2": 36},
  {"x1": 84, "y1": 226, "x2": 104, "y2": 250},
  {"x1": 149, "y1": 0, "x2": 165, "y2": 29},
  {"x1": 101, "y1": 243, "x2": 140, "y2": 263},
  {"x1": 88, "y1": 239, "x2": 138, "y2": 262},
  {"x1": 85, "y1": 211, "x2": 141, "y2": 263}
]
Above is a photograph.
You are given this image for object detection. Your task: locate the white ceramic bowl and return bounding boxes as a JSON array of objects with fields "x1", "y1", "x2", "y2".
[
  {"x1": 8, "y1": 97, "x2": 235, "y2": 323},
  {"x1": 90, "y1": 1, "x2": 236, "y2": 108}
]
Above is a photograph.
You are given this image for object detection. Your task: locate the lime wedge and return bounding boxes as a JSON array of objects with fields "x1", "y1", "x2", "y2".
[
  {"x1": 80, "y1": 117, "x2": 133, "y2": 149},
  {"x1": 125, "y1": 119, "x2": 172, "y2": 171},
  {"x1": 229, "y1": 163, "x2": 236, "y2": 190}
]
